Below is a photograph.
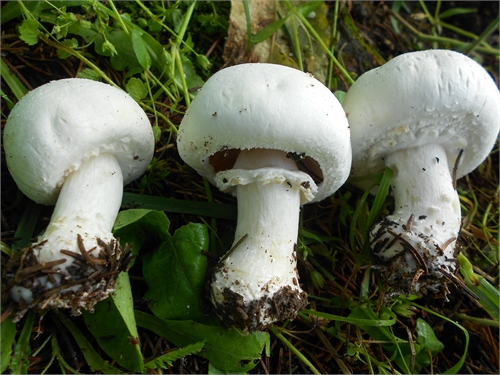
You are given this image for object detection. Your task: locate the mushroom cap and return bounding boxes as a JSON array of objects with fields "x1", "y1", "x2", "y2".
[
  {"x1": 4, "y1": 78, "x2": 154, "y2": 205},
  {"x1": 343, "y1": 49, "x2": 500, "y2": 182},
  {"x1": 177, "y1": 63, "x2": 351, "y2": 203}
]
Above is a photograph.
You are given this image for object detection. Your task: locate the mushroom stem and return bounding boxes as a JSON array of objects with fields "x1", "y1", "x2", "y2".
[
  {"x1": 370, "y1": 143, "x2": 461, "y2": 296},
  {"x1": 37, "y1": 153, "x2": 123, "y2": 269},
  {"x1": 210, "y1": 149, "x2": 312, "y2": 331},
  {"x1": 8, "y1": 153, "x2": 124, "y2": 306}
]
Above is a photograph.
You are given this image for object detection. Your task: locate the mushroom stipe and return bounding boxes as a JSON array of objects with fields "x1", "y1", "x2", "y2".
[
  {"x1": 178, "y1": 63, "x2": 351, "y2": 331},
  {"x1": 211, "y1": 284, "x2": 308, "y2": 332},
  {"x1": 370, "y1": 217, "x2": 478, "y2": 300},
  {"x1": 1, "y1": 234, "x2": 133, "y2": 323}
]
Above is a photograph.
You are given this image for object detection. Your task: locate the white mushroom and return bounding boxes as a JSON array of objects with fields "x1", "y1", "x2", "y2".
[
  {"x1": 342, "y1": 50, "x2": 500, "y2": 298},
  {"x1": 177, "y1": 63, "x2": 351, "y2": 331},
  {"x1": 3, "y1": 78, "x2": 154, "y2": 319}
]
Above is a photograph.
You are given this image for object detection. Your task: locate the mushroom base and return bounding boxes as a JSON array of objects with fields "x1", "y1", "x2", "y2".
[
  {"x1": 1, "y1": 236, "x2": 132, "y2": 322},
  {"x1": 371, "y1": 218, "x2": 473, "y2": 300},
  {"x1": 211, "y1": 285, "x2": 308, "y2": 332}
]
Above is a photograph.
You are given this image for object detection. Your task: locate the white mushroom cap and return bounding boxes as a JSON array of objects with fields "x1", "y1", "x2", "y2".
[
  {"x1": 4, "y1": 78, "x2": 154, "y2": 205},
  {"x1": 343, "y1": 49, "x2": 500, "y2": 185},
  {"x1": 177, "y1": 63, "x2": 351, "y2": 203}
]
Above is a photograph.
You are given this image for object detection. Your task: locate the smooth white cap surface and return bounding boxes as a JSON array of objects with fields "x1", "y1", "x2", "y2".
[
  {"x1": 4, "y1": 78, "x2": 154, "y2": 205},
  {"x1": 343, "y1": 49, "x2": 500, "y2": 181},
  {"x1": 177, "y1": 63, "x2": 351, "y2": 203}
]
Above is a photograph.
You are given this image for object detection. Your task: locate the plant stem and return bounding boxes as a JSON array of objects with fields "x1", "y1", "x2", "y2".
[
  {"x1": 243, "y1": 0, "x2": 252, "y2": 51},
  {"x1": 40, "y1": 36, "x2": 118, "y2": 87},
  {"x1": 439, "y1": 20, "x2": 493, "y2": 48},
  {"x1": 463, "y1": 17, "x2": 499, "y2": 55},
  {"x1": 270, "y1": 326, "x2": 321, "y2": 375},
  {"x1": 108, "y1": 0, "x2": 130, "y2": 36},
  {"x1": 293, "y1": 10, "x2": 354, "y2": 85},
  {"x1": 390, "y1": 9, "x2": 499, "y2": 56},
  {"x1": 176, "y1": 1, "x2": 195, "y2": 44},
  {"x1": 450, "y1": 312, "x2": 499, "y2": 327}
]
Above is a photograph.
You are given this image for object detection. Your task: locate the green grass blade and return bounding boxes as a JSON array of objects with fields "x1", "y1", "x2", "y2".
[
  {"x1": 12, "y1": 200, "x2": 42, "y2": 251},
  {"x1": 9, "y1": 310, "x2": 35, "y2": 374},
  {"x1": 457, "y1": 253, "x2": 500, "y2": 321},
  {"x1": 55, "y1": 310, "x2": 126, "y2": 374},
  {"x1": 270, "y1": 326, "x2": 321, "y2": 375},
  {"x1": 242, "y1": 0, "x2": 252, "y2": 50},
  {"x1": 121, "y1": 192, "x2": 237, "y2": 220},
  {"x1": 1, "y1": 59, "x2": 29, "y2": 100},
  {"x1": 463, "y1": 17, "x2": 499, "y2": 55},
  {"x1": 302, "y1": 308, "x2": 397, "y2": 327},
  {"x1": 366, "y1": 167, "x2": 393, "y2": 229},
  {"x1": 83, "y1": 273, "x2": 144, "y2": 373},
  {"x1": 1, "y1": 317, "x2": 17, "y2": 373}
]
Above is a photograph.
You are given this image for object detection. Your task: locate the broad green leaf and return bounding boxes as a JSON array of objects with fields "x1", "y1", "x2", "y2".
[
  {"x1": 83, "y1": 272, "x2": 143, "y2": 373},
  {"x1": 1, "y1": 317, "x2": 17, "y2": 373},
  {"x1": 333, "y1": 90, "x2": 346, "y2": 104},
  {"x1": 56, "y1": 310, "x2": 125, "y2": 374},
  {"x1": 131, "y1": 29, "x2": 152, "y2": 70},
  {"x1": 56, "y1": 38, "x2": 79, "y2": 59},
  {"x1": 143, "y1": 223, "x2": 209, "y2": 323},
  {"x1": 137, "y1": 27, "x2": 169, "y2": 71},
  {"x1": 18, "y1": 19, "x2": 39, "y2": 46},
  {"x1": 412, "y1": 302, "x2": 470, "y2": 375},
  {"x1": 92, "y1": 29, "x2": 142, "y2": 71},
  {"x1": 77, "y1": 68, "x2": 102, "y2": 80},
  {"x1": 416, "y1": 318, "x2": 444, "y2": 354},
  {"x1": 169, "y1": 8, "x2": 184, "y2": 33},
  {"x1": 1, "y1": 1, "x2": 90, "y2": 24},
  {"x1": 135, "y1": 311, "x2": 269, "y2": 373},
  {"x1": 144, "y1": 341, "x2": 204, "y2": 371},
  {"x1": 208, "y1": 362, "x2": 227, "y2": 374},
  {"x1": 179, "y1": 55, "x2": 205, "y2": 89},
  {"x1": 415, "y1": 318, "x2": 444, "y2": 368},
  {"x1": 126, "y1": 77, "x2": 148, "y2": 102},
  {"x1": 113, "y1": 208, "x2": 171, "y2": 257}
]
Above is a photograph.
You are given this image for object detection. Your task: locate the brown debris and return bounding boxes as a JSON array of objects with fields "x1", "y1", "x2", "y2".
[{"x1": 1, "y1": 235, "x2": 132, "y2": 322}]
